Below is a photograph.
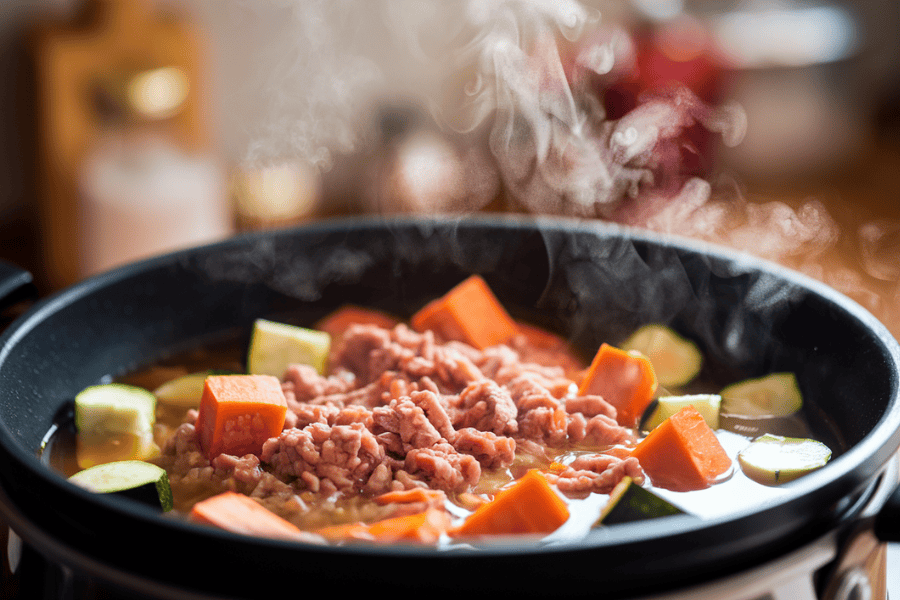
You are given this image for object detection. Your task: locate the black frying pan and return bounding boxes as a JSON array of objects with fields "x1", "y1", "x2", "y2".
[{"x1": 1, "y1": 215, "x2": 899, "y2": 599}]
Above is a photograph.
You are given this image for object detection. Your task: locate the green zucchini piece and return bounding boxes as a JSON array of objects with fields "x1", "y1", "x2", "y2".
[
  {"x1": 152, "y1": 370, "x2": 236, "y2": 408},
  {"x1": 596, "y1": 476, "x2": 685, "y2": 526},
  {"x1": 738, "y1": 434, "x2": 831, "y2": 486},
  {"x1": 75, "y1": 383, "x2": 156, "y2": 435},
  {"x1": 621, "y1": 324, "x2": 702, "y2": 387},
  {"x1": 75, "y1": 383, "x2": 159, "y2": 468},
  {"x1": 248, "y1": 319, "x2": 331, "y2": 377},
  {"x1": 720, "y1": 373, "x2": 802, "y2": 417},
  {"x1": 69, "y1": 460, "x2": 174, "y2": 511},
  {"x1": 640, "y1": 394, "x2": 721, "y2": 432}
]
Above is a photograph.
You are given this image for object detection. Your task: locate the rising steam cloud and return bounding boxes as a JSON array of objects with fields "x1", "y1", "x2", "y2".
[
  {"x1": 191, "y1": 0, "x2": 899, "y2": 334},
  {"x1": 197, "y1": 0, "x2": 747, "y2": 215}
]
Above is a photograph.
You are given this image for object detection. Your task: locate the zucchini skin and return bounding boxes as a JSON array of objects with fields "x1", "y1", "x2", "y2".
[{"x1": 597, "y1": 477, "x2": 687, "y2": 526}]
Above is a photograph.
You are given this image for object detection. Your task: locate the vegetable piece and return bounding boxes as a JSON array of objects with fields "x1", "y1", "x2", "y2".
[
  {"x1": 630, "y1": 405, "x2": 732, "y2": 492},
  {"x1": 620, "y1": 324, "x2": 702, "y2": 387},
  {"x1": 410, "y1": 275, "x2": 519, "y2": 350},
  {"x1": 577, "y1": 343, "x2": 658, "y2": 428},
  {"x1": 190, "y1": 491, "x2": 306, "y2": 541},
  {"x1": 515, "y1": 322, "x2": 568, "y2": 350},
  {"x1": 315, "y1": 305, "x2": 400, "y2": 339},
  {"x1": 720, "y1": 372, "x2": 802, "y2": 417},
  {"x1": 451, "y1": 469, "x2": 569, "y2": 538},
  {"x1": 374, "y1": 488, "x2": 445, "y2": 506},
  {"x1": 515, "y1": 322, "x2": 585, "y2": 378},
  {"x1": 248, "y1": 318, "x2": 331, "y2": 377},
  {"x1": 640, "y1": 394, "x2": 721, "y2": 432},
  {"x1": 75, "y1": 383, "x2": 156, "y2": 437},
  {"x1": 152, "y1": 370, "x2": 235, "y2": 408},
  {"x1": 596, "y1": 476, "x2": 685, "y2": 526},
  {"x1": 738, "y1": 434, "x2": 831, "y2": 485},
  {"x1": 74, "y1": 383, "x2": 159, "y2": 469},
  {"x1": 152, "y1": 372, "x2": 209, "y2": 407},
  {"x1": 196, "y1": 374, "x2": 287, "y2": 459},
  {"x1": 315, "y1": 508, "x2": 452, "y2": 545},
  {"x1": 69, "y1": 460, "x2": 173, "y2": 511}
]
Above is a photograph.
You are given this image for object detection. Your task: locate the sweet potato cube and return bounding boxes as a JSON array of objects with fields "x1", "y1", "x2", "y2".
[
  {"x1": 630, "y1": 405, "x2": 732, "y2": 492},
  {"x1": 315, "y1": 508, "x2": 452, "y2": 545},
  {"x1": 197, "y1": 375, "x2": 287, "y2": 459},
  {"x1": 411, "y1": 275, "x2": 518, "y2": 349},
  {"x1": 451, "y1": 470, "x2": 569, "y2": 538},
  {"x1": 578, "y1": 343, "x2": 658, "y2": 427},
  {"x1": 190, "y1": 491, "x2": 305, "y2": 541},
  {"x1": 315, "y1": 305, "x2": 400, "y2": 339},
  {"x1": 365, "y1": 508, "x2": 451, "y2": 544},
  {"x1": 516, "y1": 322, "x2": 584, "y2": 379}
]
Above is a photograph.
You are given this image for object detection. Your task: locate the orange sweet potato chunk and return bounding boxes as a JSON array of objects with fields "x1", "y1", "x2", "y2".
[
  {"x1": 315, "y1": 305, "x2": 400, "y2": 339},
  {"x1": 411, "y1": 275, "x2": 519, "y2": 350},
  {"x1": 450, "y1": 470, "x2": 569, "y2": 538},
  {"x1": 197, "y1": 374, "x2": 287, "y2": 459},
  {"x1": 190, "y1": 491, "x2": 305, "y2": 541},
  {"x1": 578, "y1": 343, "x2": 658, "y2": 427},
  {"x1": 315, "y1": 508, "x2": 452, "y2": 545},
  {"x1": 630, "y1": 405, "x2": 732, "y2": 492},
  {"x1": 515, "y1": 321, "x2": 585, "y2": 379}
]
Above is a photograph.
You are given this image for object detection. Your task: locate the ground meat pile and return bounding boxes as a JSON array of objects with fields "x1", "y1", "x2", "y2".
[{"x1": 159, "y1": 323, "x2": 645, "y2": 523}]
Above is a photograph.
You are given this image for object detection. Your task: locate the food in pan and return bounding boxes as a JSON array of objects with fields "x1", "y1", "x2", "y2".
[
  {"x1": 248, "y1": 319, "x2": 331, "y2": 377},
  {"x1": 620, "y1": 324, "x2": 703, "y2": 388},
  {"x1": 737, "y1": 434, "x2": 832, "y2": 485},
  {"x1": 73, "y1": 384, "x2": 159, "y2": 469},
  {"x1": 596, "y1": 476, "x2": 684, "y2": 525},
  {"x1": 69, "y1": 460, "x2": 173, "y2": 512},
  {"x1": 640, "y1": 394, "x2": 721, "y2": 431},
  {"x1": 52, "y1": 275, "x2": 832, "y2": 545},
  {"x1": 720, "y1": 373, "x2": 804, "y2": 417}
]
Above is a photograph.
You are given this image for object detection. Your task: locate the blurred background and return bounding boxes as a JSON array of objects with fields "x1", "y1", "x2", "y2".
[{"x1": 0, "y1": 0, "x2": 899, "y2": 337}]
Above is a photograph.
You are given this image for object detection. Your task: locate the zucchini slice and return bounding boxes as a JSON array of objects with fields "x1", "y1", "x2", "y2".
[
  {"x1": 720, "y1": 373, "x2": 802, "y2": 417},
  {"x1": 69, "y1": 460, "x2": 174, "y2": 511},
  {"x1": 620, "y1": 324, "x2": 702, "y2": 388},
  {"x1": 75, "y1": 383, "x2": 156, "y2": 435},
  {"x1": 153, "y1": 371, "x2": 209, "y2": 408},
  {"x1": 738, "y1": 434, "x2": 831, "y2": 486},
  {"x1": 153, "y1": 370, "x2": 236, "y2": 408},
  {"x1": 596, "y1": 476, "x2": 685, "y2": 526},
  {"x1": 248, "y1": 319, "x2": 331, "y2": 377},
  {"x1": 640, "y1": 394, "x2": 721, "y2": 432},
  {"x1": 75, "y1": 384, "x2": 158, "y2": 468}
]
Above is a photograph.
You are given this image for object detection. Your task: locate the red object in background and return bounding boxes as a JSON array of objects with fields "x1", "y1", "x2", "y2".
[{"x1": 602, "y1": 17, "x2": 725, "y2": 179}]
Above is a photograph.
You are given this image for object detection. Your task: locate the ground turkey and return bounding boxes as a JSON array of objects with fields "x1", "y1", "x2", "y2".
[{"x1": 159, "y1": 323, "x2": 644, "y2": 529}]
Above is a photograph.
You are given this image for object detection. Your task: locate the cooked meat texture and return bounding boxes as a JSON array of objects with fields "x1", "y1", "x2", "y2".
[{"x1": 159, "y1": 323, "x2": 643, "y2": 530}]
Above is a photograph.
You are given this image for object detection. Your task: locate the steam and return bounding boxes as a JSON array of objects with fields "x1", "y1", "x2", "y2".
[
  {"x1": 425, "y1": 2, "x2": 747, "y2": 218},
  {"x1": 189, "y1": 0, "x2": 898, "y2": 334},
  {"x1": 859, "y1": 220, "x2": 900, "y2": 282},
  {"x1": 194, "y1": 0, "x2": 749, "y2": 217},
  {"x1": 190, "y1": 0, "x2": 384, "y2": 169}
]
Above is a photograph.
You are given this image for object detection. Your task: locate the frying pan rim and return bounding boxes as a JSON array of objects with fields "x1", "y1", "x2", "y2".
[{"x1": 0, "y1": 213, "x2": 898, "y2": 562}]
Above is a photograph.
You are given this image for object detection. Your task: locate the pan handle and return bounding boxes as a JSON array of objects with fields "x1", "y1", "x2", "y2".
[{"x1": 0, "y1": 260, "x2": 36, "y2": 315}]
